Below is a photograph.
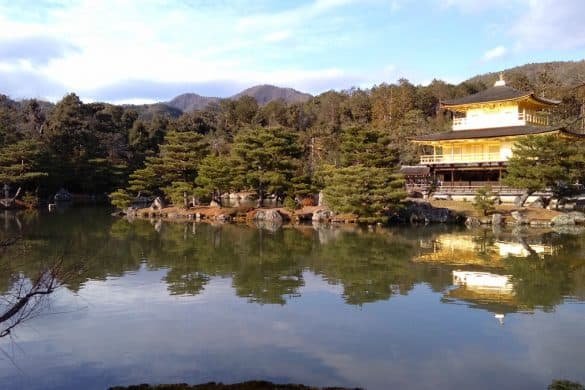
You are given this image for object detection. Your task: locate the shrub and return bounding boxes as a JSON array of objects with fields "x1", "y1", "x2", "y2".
[{"x1": 472, "y1": 186, "x2": 496, "y2": 216}]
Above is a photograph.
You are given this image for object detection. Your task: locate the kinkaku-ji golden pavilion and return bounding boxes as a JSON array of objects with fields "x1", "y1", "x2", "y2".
[{"x1": 402, "y1": 75, "x2": 583, "y2": 200}]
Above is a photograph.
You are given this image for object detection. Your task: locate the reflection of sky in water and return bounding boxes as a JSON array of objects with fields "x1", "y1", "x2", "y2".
[{"x1": 1, "y1": 266, "x2": 584, "y2": 390}]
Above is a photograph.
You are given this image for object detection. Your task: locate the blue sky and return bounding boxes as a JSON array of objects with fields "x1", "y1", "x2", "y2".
[{"x1": 0, "y1": 0, "x2": 584, "y2": 103}]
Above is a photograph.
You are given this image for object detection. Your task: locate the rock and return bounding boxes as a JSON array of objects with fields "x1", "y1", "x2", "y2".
[
  {"x1": 551, "y1": 213, "x2": 577, "y2": 226},
  {"x1": 568, "y1": 211, "x2": 585, "y2": 224},
  {"x1": 491, "y1": 213, "x2": 503, "y2": 226},
  {"x1": 404, "y1": 201, "x2": 460, "y2": 224},
  {"x1": 209, "y1": 200, "x2": 221, "y2": 208},
  {"x1": 312, "y1": 209, "x2": 333, "y2": 222},
  {"x1": 514, "y1": 192, "x2": 530, "y2": 207},
  {"x1": 151, "y1": 197, "x2": 165, "y2": 210},
  {"x1": 254, "y1": 209, "x2": 283, "y2": 223},
  {"x1": 166, "y1": 212, "x2": 178, "y2": 219},
  {"x1": 195, "y1": 212, "x2": 202, "y2": 221},
  {"x1": 465, "y1": 217, "x2": 481, "y2": 227},
  {"x1": 479, "y1": 217, "x2": 491, "y2": 225},
  {"x1": 54, "y1": 188, "x2": 72, "y2": 202},
  {"x1": 547, "y1": 199, "x2": 559, "y2": 210},
  {"x1": 216, "y1": 214, "x2": 232, "y2": 222},
  {"x1": 511, "y1": 211, "x2": 529, "y2": 225},
  {"x1": 529, "y1": 196, "x2": 545, "y2": 208}
]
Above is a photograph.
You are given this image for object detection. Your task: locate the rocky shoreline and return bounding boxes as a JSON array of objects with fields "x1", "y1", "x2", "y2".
[{"x1": 115, "y1": 198, "x2": 585, "y2": 231}]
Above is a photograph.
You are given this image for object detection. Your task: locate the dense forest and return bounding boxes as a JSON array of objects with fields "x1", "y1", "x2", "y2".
[{"x1": 0, "y1": 61, "x2": 584, "y2": 214}]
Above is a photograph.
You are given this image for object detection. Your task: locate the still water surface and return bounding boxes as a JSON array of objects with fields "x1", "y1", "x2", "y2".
[{"x1": 0, "y1": 208, "x2": 584, "y2": 389}]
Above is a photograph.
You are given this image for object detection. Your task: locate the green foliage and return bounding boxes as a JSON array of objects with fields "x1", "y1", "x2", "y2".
[
  {"x1": 21, "y1": 191, "x2": 39, "y2": 209},
  {"x1": 0, "y1": 139, "x2": 47, "y2": 186},
  {"x1": 548, "y1": 380, "x2": 584, "y2": 390},
  {"x1": 283, "y1": 196, "x2": 298, "y2": 211},
  {"x1": 231, "y1": 127, "x2": 302, "y2": 201},
  {"x1": 322, "y1": 165, "x2": 406, "y2": 217},
  {"x1": 472, "y1": 186, "x2": 497, "y2": 216},
  {"x1": 109, "y1": 189, "x2": 133, "y2": 209},
  {"x1": 503, "y1": 135, "x2": 585, "y2": 197},
  {"x1": 127, "y1": 165, "x2": 161, "y2": 197},
  {"x1": 2, "y1": 63, "x2": 584, "y2": 203},
  {"x1": 340, "y1": 125, "x2": 399, "y2": 168},
  {"x1": 154, "y1": 129, "x2": 209, "y2": 185},
  {"x1": 163, "y1": 181, "x2": 195, "y2": 209},
  {"x1": 194, "y1": 154, "x2": 235, "y2": 203}
]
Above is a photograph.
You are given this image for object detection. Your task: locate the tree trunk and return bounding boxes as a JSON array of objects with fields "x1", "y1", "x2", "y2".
[
  {"x1": 257, "y1": 187, "x2": 264, "y2": 208},
  {"x1": 516, "y1": 190, "x2": 532, "y2": 207}
]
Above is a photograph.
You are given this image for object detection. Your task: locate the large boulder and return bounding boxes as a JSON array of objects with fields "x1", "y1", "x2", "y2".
[
  {"x1": 403, "y1": 201, "x2": 460, "y2": 224},
  {"x1": 569, "y1": 211, "x2": 585, "y2": 224},
  {"x1": 552, "y1": 211, "x2": 585, "y2": 226},
  {"x1": 254, "y1": 209, "x2": 283, "y2": 223},
  {"x1": 510, "y1": 210, "x2": 529, "y2": 225},
  {"x1": 528, "y1": 196, "x2": 545, "y2": 208},
  {"x1": 312, "y1": 209, "x2": 333, "y2": 222},
  {"x1": 551, "y1": 213, "x2": 576, "y2": 226},
  {"x1": 151, "y1": 197, "x2": 165, "y2": 210}
]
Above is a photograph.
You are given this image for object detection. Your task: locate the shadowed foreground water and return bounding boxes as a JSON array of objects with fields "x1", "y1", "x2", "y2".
[{"x1": 0, "y1": 208, "x2": 584, "y2": 389}]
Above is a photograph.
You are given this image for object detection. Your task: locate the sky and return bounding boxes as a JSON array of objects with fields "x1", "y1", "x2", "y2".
[{"x1": 0, "y1": 0, "x2": 584, "y2": 104}]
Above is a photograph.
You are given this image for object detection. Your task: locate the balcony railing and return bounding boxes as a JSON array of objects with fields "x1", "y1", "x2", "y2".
[
  {"x1": 420, "y1": 152, "x2": 503, "y2": 164},
  {"x1": 518, "y1": 112, "x2": 549, "y2": 126},
  {"x1": 452, "y1": 112, "x2": 549, "y2": 130}
]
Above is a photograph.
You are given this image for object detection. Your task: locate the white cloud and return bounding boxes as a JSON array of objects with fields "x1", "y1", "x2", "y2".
[
  {"x1": 512, "y1": 0, "x2": 585, "y2": 50},
  {"x1": 440, "y1": 0, "x2": 511, "y2": 13},
  {"x1": 482, "y1": 45, "x2": 507, "y2": 61},
  {"x1": 263, "y1": 30, "x2": 292, "y2": 43}
]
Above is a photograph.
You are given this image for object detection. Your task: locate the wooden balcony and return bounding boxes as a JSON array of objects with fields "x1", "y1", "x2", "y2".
[
  {"x1": 452, "y1": 112, "x2": 549, "y2": 130},
  {"x1": 420, "y1": 152, "x2": 504, "y2": 165},
  {"x1": 435, "y1": 182, "x2": 523, "y2": 195},
  {"x1": 406, "y1": 181, "x2": 523, "y2": 196}
]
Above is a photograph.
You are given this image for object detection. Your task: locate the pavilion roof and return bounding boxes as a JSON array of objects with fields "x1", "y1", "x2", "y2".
[
  {"x1": 442, "y1": 85, "x2": 560, "y2": 108},
  {"x1": 412, "y1": 125, "x2": 562, "y2": 142}
]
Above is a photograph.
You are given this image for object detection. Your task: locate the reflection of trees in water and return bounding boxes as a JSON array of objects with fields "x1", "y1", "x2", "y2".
[
  {"x1": 2, "y1": 208, "x2": 585, "y2": 311},
  {"x1": 0, "y1": 260, "x2": 65, "y2": 338},
  {"x1": 0, "y1": 233, "x2": 78, "y2": 340}
]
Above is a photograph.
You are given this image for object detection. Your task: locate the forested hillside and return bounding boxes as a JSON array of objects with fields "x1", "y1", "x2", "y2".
[{"x1": 0, "y1": 61, "x2": 583, "y2": 210}]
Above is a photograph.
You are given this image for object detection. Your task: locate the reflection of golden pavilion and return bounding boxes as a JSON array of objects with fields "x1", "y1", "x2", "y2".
[
  {"x1": 453, "y1": 270, "x2": 513, "y2": 293},
  {"x1": 414, "y1": 234, "x2": 552, "y2": 266},
  {"x1": 447, "y1": 270, "x2": 521, "y2": 317}
]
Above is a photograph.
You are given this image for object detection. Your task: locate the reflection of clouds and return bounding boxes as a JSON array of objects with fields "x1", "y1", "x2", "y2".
[
  {"x1": 510, "y1": 307, "x2": 585, "y2": 383},
  {"x1": 0, "y1": 270, "x2": 584, "y2": 390}
]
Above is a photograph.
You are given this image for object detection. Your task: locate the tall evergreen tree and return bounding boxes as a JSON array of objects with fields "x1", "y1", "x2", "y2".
[
  {"x1": 231, "y1": 127, "x2": 301, "y2": 205},
  {"x1": 322, "y1": 165, "x2": 406, "y2": 218},
  {"x1": 0, "y1": 139, "x2": 47, "y2": 191}
]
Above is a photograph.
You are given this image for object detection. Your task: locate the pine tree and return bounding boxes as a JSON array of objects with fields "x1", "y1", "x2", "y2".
[
  {"x1": 194, "y1": 154, "x2": 235, "y2": 204},
  {"x1": 322, "y1": 165, "x2": 406, "y2": 218},
  {"x1": 155, "y1": 129, "x2": 209, "y2": 185},
  {"x1": 503, "y1": 135, "x2": 585, "y2": 201},
  {"x1": 340, "y1": 125, "x2": 399, "y2": 168},
  {"x1": 0, "y1": 139, "x2": 47, "y2": 189},
  {"x1": 231, "y1": 127, "x2": 302, "y2": 205}
]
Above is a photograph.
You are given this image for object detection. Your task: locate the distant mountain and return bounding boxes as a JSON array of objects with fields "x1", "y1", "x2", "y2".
[
  {"x1": 167, "y1": 93, "x2": 219, "y2": 112},
  {"x1": 123, "y1": 102, "x2": 183, "y2": 121},
  {"x1": 231, "y1": 84, "x2": 312, "y2": 105},
  {"x1": 164, "y1": 85, "x2": 313, "y2": 113},
  {"x1": 464, "y1": 60, "x2": 585, "y2": 90}
]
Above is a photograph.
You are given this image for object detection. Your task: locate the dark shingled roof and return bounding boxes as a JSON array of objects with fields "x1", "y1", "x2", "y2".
[
  {"x1": 413, "y1": 125, "x2": 560, "y2": 142},
  {"x1": 442, "y1": 85, "x2": 560, "y2": 106},
  {"x1": 399, "y1": 166, "x2": 430, "y2": 176}
]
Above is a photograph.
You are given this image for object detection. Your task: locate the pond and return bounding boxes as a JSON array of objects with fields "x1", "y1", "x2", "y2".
[{"x1": 0, "y1": 208, "x2": 584, "y2": 389}]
